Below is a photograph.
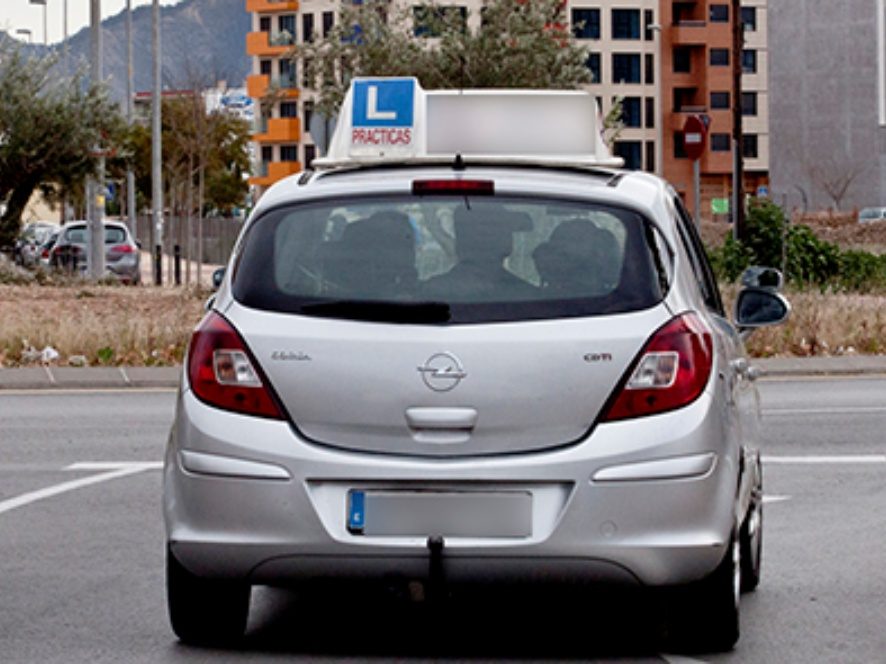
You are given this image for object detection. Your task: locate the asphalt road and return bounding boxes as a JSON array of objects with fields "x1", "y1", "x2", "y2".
[{"x1": 0, "y1": 379, "x2": 884, "y2": 663}]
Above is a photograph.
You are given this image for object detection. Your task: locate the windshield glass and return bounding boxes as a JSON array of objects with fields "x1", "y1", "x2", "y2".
[{"x1": 233, "y1": 195, "x2": 671, "y2": 324}]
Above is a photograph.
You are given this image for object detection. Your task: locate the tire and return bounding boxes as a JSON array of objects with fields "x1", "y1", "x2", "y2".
[
  {"x1": 166, "y1": 546, "x2": 251, "y2": 646},
  {"x1": 740, "y1": 492, "x2": 763, "y2": 593},
  {"x1": 663, "y1": 535, "x2": 741, "y2": 653}
]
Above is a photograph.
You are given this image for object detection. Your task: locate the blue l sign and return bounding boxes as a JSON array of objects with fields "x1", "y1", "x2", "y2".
[{"x1": 352, "y1": 79, "x2": 414, "y2": 128}]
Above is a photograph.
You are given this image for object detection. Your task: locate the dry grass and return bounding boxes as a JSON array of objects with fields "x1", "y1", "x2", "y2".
[{"x1": 0, "y1": 283, "x2": 206, "y2": 367}]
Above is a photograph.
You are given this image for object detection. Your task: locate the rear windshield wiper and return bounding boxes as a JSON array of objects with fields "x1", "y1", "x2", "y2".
[{"x1": 299, "y1": 299, "x2": 452, "y2": 324}]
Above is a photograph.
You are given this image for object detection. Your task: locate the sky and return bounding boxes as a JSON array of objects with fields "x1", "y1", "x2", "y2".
[{"x1": 0, "y1": 0, "x2": 180, "y2": 45}]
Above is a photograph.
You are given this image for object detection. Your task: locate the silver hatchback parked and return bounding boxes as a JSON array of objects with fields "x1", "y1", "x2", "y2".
[{"x1": 164, "y1": 79, "x2": 789, "y2": 651}]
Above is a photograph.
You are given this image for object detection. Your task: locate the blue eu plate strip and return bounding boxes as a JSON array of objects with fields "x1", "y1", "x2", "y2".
[{"x1": 348, "y1": 490, "x2": 366, "y2": 534}]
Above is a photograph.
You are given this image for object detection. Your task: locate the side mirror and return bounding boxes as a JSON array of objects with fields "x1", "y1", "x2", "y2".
[
  {"x1": 735, "y1": 287, "x2": 791, "y2": 330},
  {"x1": 740, "y1": 266, "x2": 784, "y2": 292},
  {"x1": 211, "y1": 267, "x2": 226, "y2": 290}
]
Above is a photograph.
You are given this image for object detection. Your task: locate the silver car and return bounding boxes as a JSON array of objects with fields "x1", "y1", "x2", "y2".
[
  {"x1": 50, "y1": 220, "x2": 141, "y2": 284},
  {"x1": 164, "y1": 84, "x2": 789, "y2": 652}
]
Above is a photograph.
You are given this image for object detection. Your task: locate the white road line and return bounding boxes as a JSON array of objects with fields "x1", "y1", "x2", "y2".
[
  {"x1": 661, "y1": 654, "x2": 708, "y2": 664},
  {"x1": 763, "y1": 494, "x2": 792, "y2": 504},
  {"x1": 0, "y1": 462, "x2": 161, "y2": 516},
  {"x1": 764, "y1": 407, "x2": 886, "y2": 416},
  {"x1": 762, "y1": 455, "x2": 886, "y2": 465}
]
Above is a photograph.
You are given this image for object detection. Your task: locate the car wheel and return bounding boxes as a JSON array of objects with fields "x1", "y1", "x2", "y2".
[
  {"x1": 740, "y1": 489, "x2": 763, "y2": 593},
  {"x1": 663, "y1": 535, "x2": 740, "y2": 653},
  {"x1": 166, "y1": 546, "x2": 250, "y2": 645}
]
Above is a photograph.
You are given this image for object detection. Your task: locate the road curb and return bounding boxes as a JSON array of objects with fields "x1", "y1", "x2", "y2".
[
  {"x1": 0, "y1": 366, "x2": 181, "y2": 390},
  {"x1": 2, "y1": 357, "x2": 886, "y2": 390}
]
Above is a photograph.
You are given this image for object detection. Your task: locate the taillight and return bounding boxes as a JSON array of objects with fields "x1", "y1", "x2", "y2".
[
  {"x1": 187, "y1": 312, "x2": 284, "y2": 419},
  {"x1": 602, "y1": 313, "x2": 714, "y2": 421},
  {"x1": 109, "y1": 244, "x2": 135, "y2": 254}
]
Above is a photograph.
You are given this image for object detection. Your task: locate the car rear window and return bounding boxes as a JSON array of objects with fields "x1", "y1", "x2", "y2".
[
  {"x1": 64, "y1": 226, "x2": 128, "y2": 244},
  {"x1": 233, "y1": 195, "x2": 671, "y2": 324}
]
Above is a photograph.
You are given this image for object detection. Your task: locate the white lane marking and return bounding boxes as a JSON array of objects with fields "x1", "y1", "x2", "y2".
[
  {"x1": 66, "y1": 462, "x2": 162, "y2": 471},
  {"x1": 763, "y1": 455, "x2": 886, "y2": 465},
  {"x1": 0, "y1": 462, "x2": 161, "y2": 516},
  {"x1": 763, "y1": 494, "x2": 792, "y2": 504},
  {"x1": 0, "y1": 388, "x2": 176, "y2": 396},
  {"x1": 764, "y1": 406, "x2": 886, "y2": 416}
]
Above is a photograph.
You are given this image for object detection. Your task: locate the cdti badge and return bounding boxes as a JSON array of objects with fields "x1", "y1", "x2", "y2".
[{"x1": 351, "y1": 79, "x2": 415, "y2": 151}]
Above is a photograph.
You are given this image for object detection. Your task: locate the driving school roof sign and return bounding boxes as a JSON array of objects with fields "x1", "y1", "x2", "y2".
[
  {"x1": 317, "y1": 77, "x2": 622, "y2": 168},
  {"x1": 350, "y1": 79, "x2": 417, "y2": 155}
]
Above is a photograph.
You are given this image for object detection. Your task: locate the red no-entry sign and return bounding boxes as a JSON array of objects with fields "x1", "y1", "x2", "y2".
[{"x1": 682, "y1": 115, "x2": 707, "y2": 161}]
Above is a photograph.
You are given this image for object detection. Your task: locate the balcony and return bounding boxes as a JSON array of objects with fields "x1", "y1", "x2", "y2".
[
  {"x1": 246, "y1": 0, "x2": 299, "y2": 13},
  {"x1": 249, "y1": 160, "x2": 302, "y2": 188},
  {"x1": 671, "y1": 20, "x2": 707, "y2": 45},
  {"x1": 246, "y1": 30, "x2": 292, "y2": 57},
  {"x1": 254, "y1": 117, "x2": 301, "y2": 143},
  {"x1": 247, "y1": 73, "x2": 298, "y2": 100}
]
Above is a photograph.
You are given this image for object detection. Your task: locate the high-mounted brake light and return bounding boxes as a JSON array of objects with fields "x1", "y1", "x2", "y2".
[
  {"x1": 187, "y1": 312, "x2": 284, "y2": 419},
  {"x1": 602, "y1": 313, "x2": 713, "y2": 421},
  {"x1": 412, "y1": 179, "x2": 495, "y2": 196}
]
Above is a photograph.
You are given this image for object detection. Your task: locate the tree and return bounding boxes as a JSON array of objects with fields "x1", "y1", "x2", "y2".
[
  {"x1": 298, "y1": 0, "x2": 593, "y2": 118},
  {"x1": 808, "y1": 158, "x2": 862, "y2": 211},
  {"x1": 0, "y1": 42, "x2": 124, "y2": 247}
]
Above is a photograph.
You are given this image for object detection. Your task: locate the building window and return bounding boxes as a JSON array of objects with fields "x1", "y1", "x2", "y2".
[
  {"x1": 278, "y1": 14, "x2": 296, "y2": 40},
  {"x1": 304, "y1": 144, "x2": 317, "y2": 169},
  {"x1": 413, "y1": 6, "x2": 467, "y2": 37},
  {"x1": 302, "y1": 13, "x2": 314, "y2": 43},
  {"x1": 644, "y1": 97, "x2": 655, "y2": 128},
  {"x1": 612, "y1": 53, "x2": 641, "y2": 83},
  {"x1": 261, "y1": 145, "x2": 273, "y2": 163},
  {"x1": 645, "y1": 140, "x2": 655, "y2": 172},
  {"x1": 260, "y1": 59, "x2": 272, "y2": 76},
  {"x1": 612, "y1": 9, "x2": 641, "y2": 39},
  {"x1": 710, "y1": 5, "x2": 729, "y2": 22},
  {"x1": 644, "y1": 9, "x2": 654, "y2": 41},
  {"x1": 673, "y1": 47, "x2": 691, "y2": 73},
  {"x1": 586, "y1": 52, "x2": 601, "y2": 83},
  {"x1": 742, "y1": 49, "x2": 758, "y2": 73},
  {"x1": 322, "y1": 11, "x2": 335, "y2": 37},
  {"x1": 304, "y1": 101, "x2": 314, "y2": 134},
  {"x1": 741, "y1": 7, "x2": 757, "y2": 31},
  {"x1": 711, "y1": 133, "x2": 731, "y2": 151},
  {"x1": 741, "y1": 92, "x2": 758, "y2": 116},
  {"x1": 280, "y1": 102, "x2": 298, "y2": 118},
  {"x1": 614, "y1": 141, "x2": 642, "y2": 170},
  {"x1": 280, "y1": 145, "x2": 299, "y2": 163},
  {"x1": 742, "y1": 134, "x2": 759, "y2": 159},
  {"x1": 710, "y1": 91, "x2": 730, "y2": 109},
  {"x1": 645, "y1": 53, "x2": 654, "y2": 84},
  {"x1": 673, "y1": 131, "x2": 687, "y2": 158},
  {"x1": 621, "y1": 97, "x2": 641, "y2": 128},
  {"x1": 710, "y1": 48, "x2": 730, "y2": 66},
  {"x1": 571, "y1": 8, "x2": 600, "y2": 40},
  {"x1": 259, "y1": 16, "x2": 271, "y2": 32},
  {"x1": 279, "y1": 59, "x2": 295, "y2": 88}
]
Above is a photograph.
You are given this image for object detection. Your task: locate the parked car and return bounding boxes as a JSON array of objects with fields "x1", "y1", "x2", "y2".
[
  {"x1": 164, "y1": 79, "x2": 790, "y2": 651},
  {"x1": 37, "y1": 229, "x2": 60, "y2": 270},
  {"x1": 14, "y1": 222, "x2": 57, "y2": 267},
  {"x1": 50, "y1": 221, "x2": 141, "y2": 284},
  {"x1": 858, "y1": 207, "x2": 886, "y2": 223}
]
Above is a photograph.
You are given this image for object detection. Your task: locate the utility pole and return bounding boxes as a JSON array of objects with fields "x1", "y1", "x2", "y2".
[
  {"x1": 126, "y1": 0, "x2": 137, "y2": 247},
  {"x1": 88, "y1": 0, "x2": 106, "y2": 280},
  {"x1": 731, "y1": 0, "x2": 745, "y2": 241},
  {"x1": 152, "y1": 0, "x2": 164, "y2": 285}
]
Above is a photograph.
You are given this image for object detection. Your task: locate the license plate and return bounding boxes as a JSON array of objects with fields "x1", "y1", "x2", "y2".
[{"x1": 347, "y1": 490, "x2": 532, "y2": 538}]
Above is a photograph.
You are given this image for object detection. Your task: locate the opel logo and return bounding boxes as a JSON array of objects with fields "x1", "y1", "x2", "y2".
[{"x1": 417, "y1": 352, "x2": 467, "y2": 392}]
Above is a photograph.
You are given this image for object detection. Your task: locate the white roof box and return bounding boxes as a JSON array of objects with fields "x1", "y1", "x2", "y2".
[{"x1": 313, "y1": 77, "x2": 623, "y2": 170}]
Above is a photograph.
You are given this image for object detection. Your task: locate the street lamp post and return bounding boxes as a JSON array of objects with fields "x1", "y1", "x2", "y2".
[
  {"x1": 126, "y1": 0, "x2": 137, "y2": 245},
  {"x1": 28, "y1": 0, "x2": 48, "y2": 46},
  {"x1": 152, "y1": 0, "x2": 164, "y2": 285},
  {"x1": 88, "y1": 0, "x2": 106, "y2": 280}
]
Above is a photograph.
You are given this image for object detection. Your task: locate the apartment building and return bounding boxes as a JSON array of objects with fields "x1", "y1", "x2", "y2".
[{"x1": 246, "y1": 0, "x2": 769, "y2": 216}]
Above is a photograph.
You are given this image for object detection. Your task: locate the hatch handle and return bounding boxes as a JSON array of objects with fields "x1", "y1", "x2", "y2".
[{"x1": 405, "y1": 407, "x2": 478, "y2": 431}]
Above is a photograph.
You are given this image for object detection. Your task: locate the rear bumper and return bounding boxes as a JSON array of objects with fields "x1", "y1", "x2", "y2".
[{"x1": 164, "y1": 388, "x2": 740, "y2": 588}]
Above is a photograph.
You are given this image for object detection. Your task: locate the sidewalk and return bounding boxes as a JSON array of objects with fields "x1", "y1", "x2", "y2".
[{"x1": 3, "y1": 356, "x2": 886, "y2": 390}]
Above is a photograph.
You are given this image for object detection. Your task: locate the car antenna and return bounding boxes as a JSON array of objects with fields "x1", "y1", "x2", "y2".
[{"x1": 453, "y1": 153, "x2": 466, "y2": 171}]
